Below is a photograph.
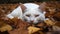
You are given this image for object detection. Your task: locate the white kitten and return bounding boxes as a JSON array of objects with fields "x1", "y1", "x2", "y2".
[{"x1": 6, "y1": 3, "x2": 46, "y2": 24}]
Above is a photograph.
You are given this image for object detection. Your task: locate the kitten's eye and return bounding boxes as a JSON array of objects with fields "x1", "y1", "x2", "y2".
[
  {"x1": 35, "y1": 15, "x2": 39, "y2": 17},
  {"x1": 26, "y1": 15, "x2": 30, "y2": 17}
]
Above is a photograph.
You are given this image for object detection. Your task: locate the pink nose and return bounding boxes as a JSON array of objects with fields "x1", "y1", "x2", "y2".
[{"x1": 30, "y1": 20, "x2": 34, "y2": 22}]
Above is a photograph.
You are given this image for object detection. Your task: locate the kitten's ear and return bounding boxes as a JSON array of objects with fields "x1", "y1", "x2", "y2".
[
  {"x1": 20, "y1": 3, "x2": 27, "y2": 12},
  {"x1": 39, "y1": 2, "x2": 47, "y2": 12}
]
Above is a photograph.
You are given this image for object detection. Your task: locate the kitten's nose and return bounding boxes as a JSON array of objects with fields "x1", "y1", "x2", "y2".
[{"x1": 30, "y1": 20, "x2": 34, "y2": 22}]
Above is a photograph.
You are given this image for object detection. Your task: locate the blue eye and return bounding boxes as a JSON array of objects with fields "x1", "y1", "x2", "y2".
[
  {"x1": 35, "y1": 15, "x2": 39, "y2": 17},
  {"x1": 26, "y1": 15, "x2": 30, "y2": 17}
]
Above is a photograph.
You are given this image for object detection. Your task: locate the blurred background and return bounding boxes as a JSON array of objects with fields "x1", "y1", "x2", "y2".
[{"x1": 0, "y1": 0, "x2": 59, "y2": 4}]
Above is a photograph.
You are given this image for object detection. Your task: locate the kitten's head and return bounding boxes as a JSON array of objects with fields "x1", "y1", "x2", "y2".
[
  {"x1": 20, "y1": 2, "x2": 47, "y2": 24},
  {"x1": 23, "y1": 9, "x2": 46, "y2": 24}
]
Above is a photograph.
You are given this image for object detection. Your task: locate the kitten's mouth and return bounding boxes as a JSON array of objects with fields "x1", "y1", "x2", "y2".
[
  {"x1": 27, "y1": 20, "x2": 44, "y2": 24},
  {"x1": 24, "y1": 19, "x2": 44, "y2": 24}
]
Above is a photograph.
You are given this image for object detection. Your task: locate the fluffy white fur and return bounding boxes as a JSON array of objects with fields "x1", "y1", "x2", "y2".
[
  {"x1": 6, "y1": 3, "x2": 46, "y2": 24},
  {"x1": 6, "y1": 6, "x2": 23, "y2": 19}
]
